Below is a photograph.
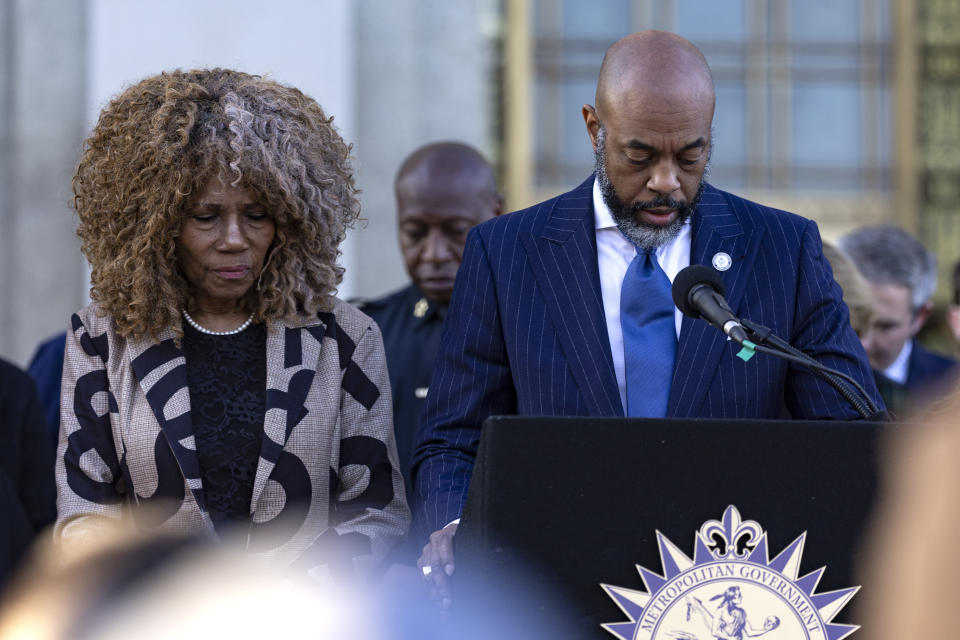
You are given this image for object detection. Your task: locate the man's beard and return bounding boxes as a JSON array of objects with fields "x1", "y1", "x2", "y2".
[{"x1": 594, "y1": 126, "x2": 708, "y2": 251}]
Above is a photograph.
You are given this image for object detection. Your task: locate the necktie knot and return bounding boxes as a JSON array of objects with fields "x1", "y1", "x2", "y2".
[{"x1": 639, "y1": 248, "x2": 656, "y2": 273}]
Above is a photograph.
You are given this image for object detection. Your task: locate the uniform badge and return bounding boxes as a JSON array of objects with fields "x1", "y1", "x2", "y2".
[
  {"x1": 414, "y1": 298, "x2": 429, "y2": 318},
  {"x1": 602, "y1": 506, "x2": 859, "y2": 639}
]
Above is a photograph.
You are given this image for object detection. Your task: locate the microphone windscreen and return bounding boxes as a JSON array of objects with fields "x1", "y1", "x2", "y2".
[{"x1": 671, "y1": 264, "x2": 725, "y2": 316}]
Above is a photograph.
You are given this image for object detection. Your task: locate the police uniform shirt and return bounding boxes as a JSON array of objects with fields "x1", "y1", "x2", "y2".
[{"x1": 360, "y1": 284, "x2": 445, "y2": 503}]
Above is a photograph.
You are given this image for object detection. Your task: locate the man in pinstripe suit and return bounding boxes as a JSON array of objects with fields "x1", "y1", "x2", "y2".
[{"x1": 413, "y1": 31, "x2": 882, "y2": 605}]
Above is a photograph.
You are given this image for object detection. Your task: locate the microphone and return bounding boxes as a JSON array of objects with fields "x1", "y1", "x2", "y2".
[
  {"x1": 672, "y1": 265, "x2": 748, "y2": 344},
  {"x1": 671, "y1": 265, "x2": 882, "y2": 419}
]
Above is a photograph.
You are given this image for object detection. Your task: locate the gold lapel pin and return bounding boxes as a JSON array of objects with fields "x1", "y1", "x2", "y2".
[{"x1": 413, "y1": 298, "x2": 429, "y2": 318}]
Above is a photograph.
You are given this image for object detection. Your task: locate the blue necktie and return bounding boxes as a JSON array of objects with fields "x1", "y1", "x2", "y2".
[{"x1": 620, "y1": 248, "x2": 677, "y2": 417}]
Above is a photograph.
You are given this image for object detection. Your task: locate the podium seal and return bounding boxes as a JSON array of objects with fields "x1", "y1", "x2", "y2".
[{"x1": 602, "y1": 506, "x2": 859, "y2": 639}]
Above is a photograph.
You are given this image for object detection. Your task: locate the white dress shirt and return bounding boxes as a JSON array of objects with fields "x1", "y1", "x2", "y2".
[
  {"x1": 882, "y1": 339, "x2": 912, "y2": 385},
  {"x1": 593, "y1": 178, "x2": 691, "y2": 413}
]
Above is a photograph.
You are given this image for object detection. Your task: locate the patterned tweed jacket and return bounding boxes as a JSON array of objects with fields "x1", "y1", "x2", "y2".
[{"x1": 55, "y1": 299, "x2": 409, "y2": 578}]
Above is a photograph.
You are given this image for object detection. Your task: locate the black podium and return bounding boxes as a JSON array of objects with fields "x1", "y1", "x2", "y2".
[{"x1": 456, "y1": 416, "x2": 888, "y2": 636}]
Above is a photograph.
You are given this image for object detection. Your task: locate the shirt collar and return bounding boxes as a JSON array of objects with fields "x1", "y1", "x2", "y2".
[
  {"x1": 882, "y1": 339, "x2": 913, "y2": 385},
  {"x1": 593, "y1": 177, "x2": 618, "y2": 231}
]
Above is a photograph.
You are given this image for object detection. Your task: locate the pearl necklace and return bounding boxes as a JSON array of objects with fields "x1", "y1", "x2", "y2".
[{"x1": 182, "y1": 309, "x2": 255, "y2": 336}]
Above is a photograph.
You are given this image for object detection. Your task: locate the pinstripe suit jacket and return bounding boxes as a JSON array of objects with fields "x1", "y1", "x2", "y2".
[
  {"x1": 412, "y1": 176, "x2": 882, "y2": 536},
  {"x1": 55, "y1": 299, "x2": 409, "y2": 579}
]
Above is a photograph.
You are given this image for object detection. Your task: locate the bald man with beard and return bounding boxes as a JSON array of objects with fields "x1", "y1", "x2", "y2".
[{"x1": 412, "y1": 32, "x2": 881, "y2": 606}]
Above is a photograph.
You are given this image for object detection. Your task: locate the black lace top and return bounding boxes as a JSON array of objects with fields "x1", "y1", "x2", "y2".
[{"x1": 182, "y1": 321, "x2": 266, "y2": 532}]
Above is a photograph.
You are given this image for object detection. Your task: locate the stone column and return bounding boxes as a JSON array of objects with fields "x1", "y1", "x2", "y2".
[{"x1": 0, "y1": 0, "x2": 87, "y2": 366}]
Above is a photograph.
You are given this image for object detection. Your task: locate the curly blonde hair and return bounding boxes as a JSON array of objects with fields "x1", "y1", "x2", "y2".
[{"x1": 74, "y1": 68, "x2": 360, "y2": 340}]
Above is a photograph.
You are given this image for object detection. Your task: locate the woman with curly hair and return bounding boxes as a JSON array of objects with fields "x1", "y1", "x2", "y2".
[{"x1": 54, "y1": 68, "x2": 409, "y2": 578}]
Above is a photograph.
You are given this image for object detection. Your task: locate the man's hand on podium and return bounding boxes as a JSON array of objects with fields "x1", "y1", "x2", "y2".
[{"x1": 418, "y1": 521, "x2": 458, "y2": 611}]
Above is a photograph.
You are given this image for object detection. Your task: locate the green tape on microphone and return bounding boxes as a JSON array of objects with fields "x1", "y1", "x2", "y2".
[{"x1": 736, "y1": 340, "x2": 757, "y2": 362}]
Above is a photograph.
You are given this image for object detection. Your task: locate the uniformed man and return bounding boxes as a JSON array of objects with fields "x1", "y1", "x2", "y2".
[{"x1": 361, "y1": 142, "x2": 503, "y2": 503}]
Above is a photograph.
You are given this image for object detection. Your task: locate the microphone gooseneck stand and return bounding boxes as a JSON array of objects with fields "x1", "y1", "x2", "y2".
[
  {"x1": 670, "y1": 264, "x2": 882, "y2": 420},
  {"x1": 735, "y1": 318, "x2": 881, "y2": 420}
]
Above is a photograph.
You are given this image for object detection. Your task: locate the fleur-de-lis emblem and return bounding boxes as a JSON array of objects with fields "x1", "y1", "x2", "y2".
[{"x1": 699, "y1": 505, "x2": 763, "y2": 559}]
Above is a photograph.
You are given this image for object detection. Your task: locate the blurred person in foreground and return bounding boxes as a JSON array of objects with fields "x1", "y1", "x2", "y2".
[
  {"x1": 857, "y1": 384, "x2": 960, "y2": 639},
  {"x1": 414, "y1": 30, "x2": 881, "y2": 606},
  {"x1": 839, "y1": 225, "x2": 959, "y2": 408},
  {"x1": 55, "y1": 69, "x2": 408, "y2": 578},
  {"x1": 360, "y1": 142, "x2": 502, "y2": 505},
  {"x1": 0, "y1": 523, "x2": 381, "y2": 640},
  {"x1": 0, "y1": 358, "x2": 55, "y2": 590},
  {"x1": 947, "y1": 259, "x2": 960, "y2": 345},
  {"x1": 0, "y1": 519, "x2": 563, "y2": 640}
]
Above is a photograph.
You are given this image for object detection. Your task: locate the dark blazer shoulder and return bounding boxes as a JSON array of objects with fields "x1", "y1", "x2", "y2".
[
  {"x1": 908, "y1": 339, "x2": 959, "y2": 384},
  {"x1": 473, "y1": 175, "x2": 596, "y2": 242},
  {"x1": 28, "y1": 333, "x2": 66, "y2": 374},
  {"x1": 357, "y1": 284, "x2": 419, "y2": 315},
  {"x1": 699, "y1": 183, "x2": 812, "y2": 231}
]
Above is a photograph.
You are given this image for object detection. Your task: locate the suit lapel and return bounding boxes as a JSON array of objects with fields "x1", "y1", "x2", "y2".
[
  {"x1": 248, "y1": 316, "x2": 324, "y2": 512},
  {"x1": 128, "y1": 327, "x2": 208, "y2": 515},
  {"x1": 668, "y1": 185, "x2": 764, "y2": 417},
  {"x1": 520, "y1": 177, "x2": 622, "y2": 417}
]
